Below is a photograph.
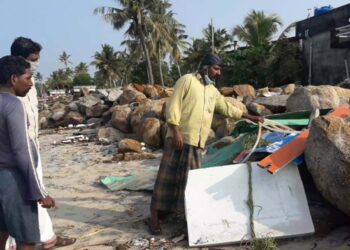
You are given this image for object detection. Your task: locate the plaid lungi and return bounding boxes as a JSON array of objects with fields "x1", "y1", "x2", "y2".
[{"x1": 151, "y1": 139, "x2": 202, "y2": 211}]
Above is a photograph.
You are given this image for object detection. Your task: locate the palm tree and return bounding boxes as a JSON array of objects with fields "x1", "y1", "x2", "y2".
[
  {"x1": 183, "y1": 24, "x2": 232, "y2": 72},
  {"x1": 59, "y1": 51, "x2": 72, "y2": 68},
  {"x1": 34, "y1": 72, "x2": 44, "y2": 96},
  {"x1": 203, "y1": 24, "x2": 233, "y2": 54},
  {"x1": 47, "y1": 69, "x2": 72, "y2": 89},
  {"x1": 169, "y1": 23, "x2": 189, "y2": 77},
  {"x1": 95, "y1": 0, "x2": 161, "y2": 84},
  {"x1": 34, "y1": 72, "x2": 43, "y2": 84},
  {"x1": 91, "y1": 44, "x2": 120, "y2": 88},
  {"x1": 74, "y1": 62, "x2": 89, "y2": 75},
  {"x1": 120, "y1": 39, "x2": 144, "y2": 85},
  {"x1": 232, "y1": 10, "x2": 282, "y2": 48},
  {"x1": 148, "y1": 0, "x2": 179, "y2": 86}
]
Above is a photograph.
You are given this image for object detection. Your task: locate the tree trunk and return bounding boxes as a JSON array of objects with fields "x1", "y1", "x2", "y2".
[
  {"x1": 158, "y1": 47, "x2": 164, "y2": 87},
  {"x1": 176, "y1": 62, "x2": 182, "y2": 78},
  {"x1": 137, "y1": 10, "x2": 154, "y2": 84}
]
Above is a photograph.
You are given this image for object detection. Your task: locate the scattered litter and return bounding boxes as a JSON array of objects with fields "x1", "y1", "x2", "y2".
[
  {"x1": 62, "y1": 139, "x2": 73, "y2": 144},
  {"x1": 171, "y1": 234, "x2": 185, "y2": 243},
  {"x1": 130, "y1": 238, "x2": 149, "y2": 248},
  {"x1": 66, "y1": 123, "x2": 96, "y2": 129}
]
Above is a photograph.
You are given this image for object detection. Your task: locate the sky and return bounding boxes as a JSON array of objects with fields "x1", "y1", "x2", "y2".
[{"x1": 0, "y1": 0, "x2": 349, "y2": 80}]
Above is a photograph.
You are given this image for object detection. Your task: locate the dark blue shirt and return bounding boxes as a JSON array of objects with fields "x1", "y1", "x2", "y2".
[{"x1": 0, "y1": 93, "x2": 47, "y2": 201}]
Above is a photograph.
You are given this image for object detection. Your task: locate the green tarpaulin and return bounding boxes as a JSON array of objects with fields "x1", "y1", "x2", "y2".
[
  {"x1": 101, "y1": 166, "x2": 158, "y2": 191},
  {"x1": 202, "y1": 134, "x2": 249, "y2": 168}
]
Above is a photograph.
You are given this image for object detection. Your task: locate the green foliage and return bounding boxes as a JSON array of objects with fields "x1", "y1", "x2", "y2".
[
  {"x1": 268, "y1": 39, "x2": 302, "y2": 86},
  {"x1": 233, "y1": 10, "x2": 282, "y2": 48},
  {"x1": 59, "y1": 51, "x2": 72, "y2": 68},
  {"x1": 129, "y1": 60, "x2": 174, "y2": 86},
  {"x1": 74, "y1": 62, "x2": 89, "y2": 75},
  {"x1": 221, "y1": 40, "x2": 301, "y2": 88},
  {"x1": 183, "y1": 25, "x2": 233, "y2": 73},
  {"x1": 91, "y1": 44, "x2": 120, "y2": 88},
  {"x1": 222, "y1": 46, "x2": 270, "y2": 88},
  {"x1": 46, "y1": 68, "x2": 73, "y2": 89},
  {"x1": 168, "y1": 64, "x2": 181, "y2": 86},
  {"x1": 73, "y1": 73, "x2": 93, "y2": 86}
]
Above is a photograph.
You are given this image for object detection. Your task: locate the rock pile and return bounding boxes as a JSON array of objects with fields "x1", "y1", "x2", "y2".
[{"x1": 40, "y1": 83, "x2": 350, "y2": 149}]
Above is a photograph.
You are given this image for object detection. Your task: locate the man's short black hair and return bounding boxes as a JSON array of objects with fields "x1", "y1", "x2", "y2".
[
  {"x1": 0, "y1": 56, "x2": 30, "y2": 85},
  {"x1": 10, "y1": 37, "x2": 42, "y2": 58}
]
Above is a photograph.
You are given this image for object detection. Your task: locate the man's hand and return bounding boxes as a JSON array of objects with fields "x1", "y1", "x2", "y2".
[
  {"x1": 242, "y1": 113, "x2": 264, "y2": 124},
  {"x1": 38, "y1": 195, "x2": 56, "y2": 209},
  {"x1": 169, "y1": 124, "x2": 183, "y2": 150}
]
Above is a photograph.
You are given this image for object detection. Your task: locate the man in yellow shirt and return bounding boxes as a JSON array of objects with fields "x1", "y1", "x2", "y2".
[{"x1": 149, "y1": 54, "x2": 263, "y2": 234}]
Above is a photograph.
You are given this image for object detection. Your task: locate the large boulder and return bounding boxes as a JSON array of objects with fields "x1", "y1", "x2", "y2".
[
  {"x1": 116, "y1": 88, "x2": 147, "y2": 105},
  {"x1": 78, "y1": 95, "x2": 102, "y2": 114},
  {"x1": 287, "y1": 86, "x2": 340, "y2": 112},
  {"x1": 269, "y1": 87, "x2": 283, "y2": 94},
  {"x1": 97, "y1": 127, "x2": 125, "y2": 144},
  {"x1": 51, "y1": 102, "x2": 69, "y2": 122},
  {"x1": 219, "y1": 87, "x2": 234, "y2": 97},
  {"x1": 224, "y1": 97, "x2": 248, "y2": 113},
  {"x1": 256, "y1": 87, "x2": 269, "y2": 97},
  {"x1": 211, "y1": 98, "x2": 246, "y2": 138},
  {"x1": 133, "y1": 83, "x2": 145, "y2": 93},
  {"x1": 159, "y1": 87, "x2": 173, "y2": 98},
  {"x1": 107, "y1": 88, "x2": 123, "y2": 102},
  {"x1": 68, "y1": 101, "x2": 80, "y2": 112},
  {"x1": 39, "y1": 109, "x2": 52, "y2": 129},
  {"x1": 144, "y1": 84, "x2": 159, "y2": 99},
  {"x1": 232, "y1": 84, "x2": 256, "y2": 98},
  {"x1": 246, "y1": 102, "x2": 273, "y2": 116},
  {"x1": 141, "y1": 117, "x2": 162, "y2": 147},
  {"x1": 118, "y1": 138, "x2": 142, "y2": 153},
  {"x1": 96, "y1": 89, "x2": 109, "y2": 99},
  {"x1": 305, "y1": 115, "x2": 350, "y2": 216},
  {"x1": 281, "y1": 83, "x2": 296, "y2": 95},
  {"x1": 130, "y1": 98, "x2": 168, "y2": 134},
  {"x1": 332, "y1": 86, "x2": 350, "y2": 104},
  {"x1": 255, "y1": 95, "x2": 289, "y2": 113},
  {"x1": 85, "y1": 104, "x2": 109, "y2": 118},
  {"x1": 110, "y1": 105, "x2": 132, "y2": 133},
  {"x1": 63, "y1": 111, "x2": 84, "y2": 125}
]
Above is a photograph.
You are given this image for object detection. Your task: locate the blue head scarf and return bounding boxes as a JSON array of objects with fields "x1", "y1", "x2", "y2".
[{"x1": 199, "y1": 54, "x2": 223, "y2": 69}]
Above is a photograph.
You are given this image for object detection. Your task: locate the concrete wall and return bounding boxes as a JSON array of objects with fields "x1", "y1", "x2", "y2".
[{"x1": 302, "y1": 31, "x2": 350, "y2": 85}]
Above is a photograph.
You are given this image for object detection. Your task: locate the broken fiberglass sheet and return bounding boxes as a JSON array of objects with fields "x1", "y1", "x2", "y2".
[{"x1": 185, "y1": 162, "x2": 314, "y2": 247}]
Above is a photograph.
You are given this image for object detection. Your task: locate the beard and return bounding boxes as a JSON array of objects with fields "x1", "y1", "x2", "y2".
[
  {"x1": 210, "y1": 75, "x2": 220, "y2": 84},
  {"x1": 17, "y1": 87, "x2": 32, "y2": 97}
]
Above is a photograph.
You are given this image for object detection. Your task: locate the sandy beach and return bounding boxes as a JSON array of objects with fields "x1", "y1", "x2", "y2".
[{"x1": 40, "y1": 128, "x2": 350, "y2": 250}]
